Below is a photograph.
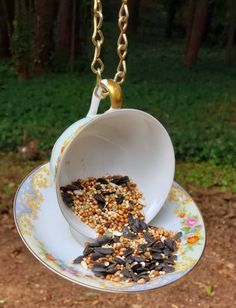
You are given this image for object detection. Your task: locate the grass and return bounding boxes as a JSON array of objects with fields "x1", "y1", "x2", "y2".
[
  {"x1": 0, "y1": 40, "x2": 235, "y2": 165},
  {"x1": 0, "y1": 153, "x2": 235, "y2": 205},
  {"x1": 175, "y1": 162, "x2": 236, "y2": 192}
]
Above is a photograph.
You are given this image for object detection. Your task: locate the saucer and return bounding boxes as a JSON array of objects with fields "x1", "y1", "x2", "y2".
[{"x1": 14, "y1": 163, "x2": 205, "y2": 293}]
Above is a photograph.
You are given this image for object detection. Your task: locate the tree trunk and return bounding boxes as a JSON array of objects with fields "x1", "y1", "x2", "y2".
[
  {"x1": 0, "y1": 0, "x2": 14, "y2": 58},
  {"x1": 77, "y1": 0, "x2": 90, "y2": 58},
  {"x1": 184, "y1": 0, "x2": 197, "y2": 55},
  {"x1": 11, "y1": 0, "x2": 30, "y2": 80},
  {"x1": 184, "y1": 0, "x2": 208, "y2": 67},
  {"x1": 128, "y1": 0, "x2": 140, "y2": 35},
  {"x1": 165, "y1": 0, "x2": 179, "y2": 38},
  {"x1": 203, "y1": 0, "x2": 216, "y2": 40},
  {"x1": 0, "y1": 13, "x2": 10, "y2": 57},
  {"x1": 225, "y1": 0, "x2": 236, "y2": 64},
  {"x1": 32, "y1": 0, "x2": 56, "y2": 75},
  {"x1": 69, "y1": 0, "x2": 76, "y2": 72},
  {"x1": 55, "y1": 0, "x2": 72, "y2": 62}
]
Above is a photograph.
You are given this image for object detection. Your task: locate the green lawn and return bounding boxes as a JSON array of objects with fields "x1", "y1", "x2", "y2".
[
  {"x1": 0, "y1": 41, "x2": 235, "y2": 165},
  {"x1": 0, "y1": 153, "x2": 235, "y2": 200}
]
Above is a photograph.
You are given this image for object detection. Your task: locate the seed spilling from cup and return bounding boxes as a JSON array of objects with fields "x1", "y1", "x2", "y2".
[
  {"x1": 61, "y1": 176, "x2": 182, "y2": 284},
  {"x1": 72, "y1": 215, "x2": 182, "y2": 284},
  {"x1": 60, "y1": 175, "x2": 145, "y2": 236}
]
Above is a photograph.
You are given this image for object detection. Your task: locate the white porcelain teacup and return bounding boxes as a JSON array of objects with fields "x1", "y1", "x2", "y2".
[{"x1": 50, "y1": 79, "x2": 175, "y2": 242}]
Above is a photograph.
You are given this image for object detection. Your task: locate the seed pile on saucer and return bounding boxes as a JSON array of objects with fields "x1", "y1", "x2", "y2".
[
  {"x1": 60, "y1": 175, "x2": 145, "y2": 236},
  {"x1": 73, "y1": 215, "x2": 182, "y2": 284},
  {"x1": 61, "y1": 176, "x2": 182, "y2": 284}
]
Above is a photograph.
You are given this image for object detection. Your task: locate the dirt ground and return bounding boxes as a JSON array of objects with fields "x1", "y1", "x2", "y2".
[{"x1": 0, "y1": 158, "x2": 235, "y2": 308}]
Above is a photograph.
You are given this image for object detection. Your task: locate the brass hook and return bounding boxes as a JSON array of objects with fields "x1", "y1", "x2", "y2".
[
  {"x1": 104, "y1": 79, "x2": 123, "y2": 109},
  {"x1": 94, "y1": 79, "x2": 123, "y2": 109}
]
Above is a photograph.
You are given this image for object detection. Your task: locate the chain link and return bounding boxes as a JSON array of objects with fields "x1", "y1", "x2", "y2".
[
  {"x1": 114, "y1": 0, "x2": 129, "y2": 84},
  {"x1": 91, "y1": 0, "x2": 104, "y2": 83},
  {"x1": 91, "y1": 0, "x2": 129, "y2": 87}
]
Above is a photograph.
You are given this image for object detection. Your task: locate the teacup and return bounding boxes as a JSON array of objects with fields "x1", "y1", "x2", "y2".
[{"x1": 50, "y1": 79, "x2": 175, "y2": 242}]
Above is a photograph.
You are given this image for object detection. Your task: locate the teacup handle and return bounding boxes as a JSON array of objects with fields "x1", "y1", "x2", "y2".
[{"x1": 87, "y1": 79, "x2": 123, "y2": 118}]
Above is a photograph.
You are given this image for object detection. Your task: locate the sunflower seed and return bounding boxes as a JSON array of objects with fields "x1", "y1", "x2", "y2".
[
  {"x1": 164, "y1": 239, "x2": 176, "y2": 252},
  {"x1": 111, "y1": 176, "x2": 129, "y2": 186},
  {"x1": 61, "y1": 192, "x2": 73, "y2": 207},
  {"x1": 131, "y1": 263, "x2": 140, "y2": 271},
  {"x1": 130, "y1": 272, "x2": 139, "y2": 282},
  {"x1": 95, "y1": 184, "x2": 102, "y2": 190},
  {"x1": 129, "y1": 218, "x2": 142, "y2": 233},
  {"x1": 124, "y1": 232, "x2": 136, "y2": 239},
  {"x1": 106, "y1": 264, "x2": 117, "y2": 274},
  {"x1": 91, "y1": 253, "x2": 103, "y2": 261},
  {"x1": 96, "y1": 236, "x2": 113, "y2": 246},
  {"x1": 154, "y1": 241, "x2": 165, "y2": 249},
  {"x1": 128, "y1": 213, "x2": 134, "y2": 224},
  {"x1": 60, "y1": 186, "x2": 67, "y2": 192},
  {"x1": 113, "y1": 235, "x2": 120, "y2": 243},
  {"x1": 92, "y1": 263, "x2": 108, "y2": 273},
  {"x1": 97, "y1": 178, "x2": 109, "y2": 184},
  {"x1": 94, "y1": 194, "x2": 106, "y2": 206},
  {"x1": 144, "y1": 232, "x2": 155, "y2": 243},
  {"x1": 72, "y1": 181, "x2": 83, "y2": 189},
  {"x1": 65, "y1": 185, "x2": 75, "y2": 191},
  {"x1": 123, "y1": 247, "x2": 134, "y2": 257},
  {"x1": 83, "y1": 246, "x2": 94, "y2": 256},
  {"x1": 135, "y1": 267, "x2": 149, "y2": 273},
  {"x1": 94, "y1": 247, "x2": 114, "y2": 255},
  {"x1": 163, "y1": 265, "x2": 175, "y2": 273},
  {"x1": 116, "y1": 194, "x2": 125, "y2": 204},
  {"x1": 129, "y1": 256, "x2": 146, "y2": 263},
  {"x1": 125, "y1": 256, "x2": 134, "y2": 264},
  {"x1": 152, "y1": 253, "x2": 164, "y2": 261},
  {"x1": 147, "y1": 240, "x2": 158, "y2": 247},
  {"x1": 102, "y1": 191, "x2": 115, "y2": 196},
  {"x1": 114, "y1": 256, "x2": 126, "y2": 265},
  {"x1": 155, "y1": 263, "x2": 164, "y2": 271},
  {"x1": 150, "y1": 246, "x2": 163, "y2": 253},
  {"x1": 123, "y1": 176, "x2": 129, "y2": 182},
  {"x1": 174, "y1": 232, "x2": 183, "y2": 240},
  {"x1": 73, "y1": 255, "x2": 84, "y2": 264},
  {"x1": 139, "y1": 220, "x2": 148, "y2": 231},
  {"x1": 138, "y1": 244, "x2": 148, "y2": 252},
  {"x1": 86, "y1": 241, "x2": 101, "y2": 248},
  {"x1": 122, "y1": 226, "x2": 136, "y2": 239},
  {"x1": 151, "y1": 241, "x2": 165, "y2": 252},
  {"x1": 148, "y1": 263, "x2": 156, "y2": 270},
  {"x1": 164, "y1": 258, "x2": 175, "y2": 265},
  {"x1": 120, "y1": 269, "x2": 132, "y2": 278},
  {"x1": 163, "y1": 248, "x2": 172, "y2": 256}
]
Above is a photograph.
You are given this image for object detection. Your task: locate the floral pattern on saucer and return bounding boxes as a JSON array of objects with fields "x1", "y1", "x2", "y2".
[
  {"x1": 14, "y1": 164, "x2": 206, "y2": 292},
  {"x1": 172, "y1": 190, "x2": 204, "y2": 251}
]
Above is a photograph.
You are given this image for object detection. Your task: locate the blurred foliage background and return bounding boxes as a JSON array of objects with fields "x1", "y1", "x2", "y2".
[{"x1": 0, "y1": 0, "x2": 235, "y2": 189}]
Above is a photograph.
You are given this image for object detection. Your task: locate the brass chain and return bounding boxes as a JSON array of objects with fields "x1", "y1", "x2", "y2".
[
  {"x1": 91, "y1": 0, "x2": 129, "y2": 88},
  {"x1": 91, "y1": 0, "x2": 104, "y2": 83},
  {"x1": 114, "y1": 0, "x2": 129, "y2": 84}
]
